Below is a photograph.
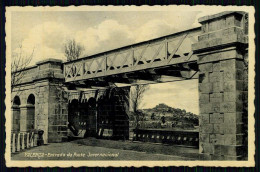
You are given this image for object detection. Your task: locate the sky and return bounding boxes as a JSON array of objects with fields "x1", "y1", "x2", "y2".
[{"x1": 10, "y1": 8, "x2": 227, "y2": 114}]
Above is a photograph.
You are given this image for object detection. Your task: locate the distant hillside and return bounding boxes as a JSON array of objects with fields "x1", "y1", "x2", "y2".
[
  {"x1": 129, "y1": 103, "x2": 199, "y2": 129},
  {"x1": 144, "y1": 103, "x2": 197, "y2": 116}
]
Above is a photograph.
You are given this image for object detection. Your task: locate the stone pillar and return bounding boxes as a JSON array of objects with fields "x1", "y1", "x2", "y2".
[
  {"x1": 11, "y1": 105, "x2": 20, "y2": 132},
  {"x1": 192, "y1": 12, "x2": 248, "y2": 160},
  {"x1": 26, "y1": 105, "x2": 35, "y2": 130},
  {"x1": 19, "y1": 104, "x2": 35, "y2": 133}
]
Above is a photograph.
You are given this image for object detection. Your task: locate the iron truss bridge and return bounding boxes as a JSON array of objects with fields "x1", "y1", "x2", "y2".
[{"x1": 64, "y1": 27, "x2": 201, "y2": 88}]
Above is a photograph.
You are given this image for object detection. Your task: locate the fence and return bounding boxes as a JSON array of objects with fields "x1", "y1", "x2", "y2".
[
  {"x1": 133, "y1": 129, "x2": 199, "y2": 148},
  {"x1": 11, "y1": 132, "x2": 38, "y2": 153}
]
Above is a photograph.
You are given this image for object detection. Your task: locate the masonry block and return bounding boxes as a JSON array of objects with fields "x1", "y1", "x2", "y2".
[
  {"x1": 223, "y1": 123, "x2": 243, "y2": 134},
  {"x1": 200, "y1": 102, "x2": 222, "y2": 113},
  {"x1": 224, "y1": 112, "x2": 243, "y2": 124},
  {"x1": 209, "y1": 93, "x2": 223, "y2": 103},
  {"x1": 200, "y1": 103, "x2": 212, "y2": 113},
  {"x1": 200, "y1": 133, "x2": 210, "y2": 143},
  {"x1": 199, "y1": 50, "x2": 235, "y2": 64},
  {"x1": 200, "y1": 142, "x2": 214, "y2": 154},
  {"x1": 200, "y1": 114, "x2": 210, "y2": 124},
  {"x1": 224, "y1": 91, "x2": 243, "y2": 102},
  {"x1": 224, "y1": 81, "x2": 243, "y2": 92},
  {"x1": 200, "y1": 94, "x2": 210, "y2": 104},
  {"x1": 211, "y1": 102, "x2": 221, "y2": 113},
  {"x1": 213, "y1": 124, "x2": 224, "y2": 134},
  {"x1": 220, "y1": 59, "x2": 236, "y2": 71},
  {"x1": 199, "y1": 83, "x2": 212, "y2": 93},
  {"x1": 210, "y1": 113, "x2": 224, "y2": 123},
  {"x1": 209, "y1": 134, "x2": 225, "y2": 145},
  {"x1": 212, "y1": 82, "x2": 223, "y2": 92},
  {"x1": 220, "y1": 102, "x2": 243, "y2": 113},
  {"x1": 199, "y1": 63, "x2": 213, "y2": 72},
  {"x1": 224, "y1": 134, "x2": 243, "y2": 145},
  {"x1": 223, "y1": 69, "x2": 243, "y2": 81},
  {"x1": 209, "y1": 71, "x2": 223, "y2": 83},
  {"x1": 200, "y1": 124, "x2": 214, "y2": 133}
]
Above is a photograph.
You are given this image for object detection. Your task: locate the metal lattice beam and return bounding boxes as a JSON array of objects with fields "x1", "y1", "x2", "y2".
[{"x1": 64, "y1": 27, "x2": 200, "y2": 84}]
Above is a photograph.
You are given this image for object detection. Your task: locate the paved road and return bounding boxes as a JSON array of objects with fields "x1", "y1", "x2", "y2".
[{"x1": 12, "y1": 142, "x2": 193, "y2": 160}]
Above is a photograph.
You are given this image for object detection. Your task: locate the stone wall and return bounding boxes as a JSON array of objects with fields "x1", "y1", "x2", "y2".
[
  {"x1": 12, "y1": 61, "x2": 130, "y2": 143},
  {"x1": 11, "y1": 59, "x2": 67, "y2": 143},
  {"x1": 192, "y1": 12, "x2": 248, "y2": 160}
]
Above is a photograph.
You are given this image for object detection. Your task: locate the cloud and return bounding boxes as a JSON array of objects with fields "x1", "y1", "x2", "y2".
[
  {"x1": 13, "y1": 21, "x2": 71, "y2": 65},
  {"x1": 134, "y1": 19, "x2": 178, "y2": 42},
  {"x1": 74, "y1": 20, "x2": 135, "y2": 56},
  {"x1": 14, "y1": 12, "x2": 199, "y2": 66}
]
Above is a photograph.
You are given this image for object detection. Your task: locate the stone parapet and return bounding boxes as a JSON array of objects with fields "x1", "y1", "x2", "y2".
[
  {"x1": 12, "y1": 58, "x2": 64, "y2": 86},
  {"x1": 192, "y1": 11, "x2": 248, "y2": 54}
]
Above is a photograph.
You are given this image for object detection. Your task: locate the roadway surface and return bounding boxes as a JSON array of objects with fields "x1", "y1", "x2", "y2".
[{"x1": 11, "y1": 141, "x2": 194, "y2": 160}]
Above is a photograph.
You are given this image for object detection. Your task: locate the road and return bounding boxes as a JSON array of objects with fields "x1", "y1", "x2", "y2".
[{"x1": 11, "y1": 141, "x2": 194, "y2": 160}]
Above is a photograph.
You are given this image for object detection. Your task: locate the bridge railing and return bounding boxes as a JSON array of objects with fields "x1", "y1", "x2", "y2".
[
  {"x1": 133, "y1": 129, "x2": 199, "y2": 148},
  {"x1": 64, "y1": 27, "x2": 201, "y2": 82},
  {"x1": 11, "y1": 131, "x2": 38, "y2": 153}
]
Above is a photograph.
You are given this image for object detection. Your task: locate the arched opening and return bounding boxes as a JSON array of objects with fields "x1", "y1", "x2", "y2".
[
  {"x1": 12, "y1": 96, "x2": 21, "y2": 132},
  {"x1": 14, "y1": 96, "x2": 21, "y2": 106},
  {"x1": 27, "y1": 94, "x2": 35, "y2": 105},
  {"x1": 26, "y1": 94, "x2": 35, "y2": 131},
  {"x1": 68, "y1": 99, "x2": 89, "y2": 137}
]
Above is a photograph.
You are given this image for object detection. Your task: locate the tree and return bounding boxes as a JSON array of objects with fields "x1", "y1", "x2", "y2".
[
  {"x1": 129, "y1": 84, "x2": 149, "y2": 128},
  {"x1": 64, "y1": 39, "x2": 85, "y2": 61},
  {"x1": 11, "y1": 45, "x2": 34, "y2": 102},
  {"x1": 161, "y1": 116, "x2": 166, "y2": 124},
  {"x1": 151, "y1": 113, "x2": 155, "y2": 120}
]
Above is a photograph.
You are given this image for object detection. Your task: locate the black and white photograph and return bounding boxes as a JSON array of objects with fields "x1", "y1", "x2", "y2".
[{"x1": 5, "y1": 6, "x2": 255, "y2": 167}]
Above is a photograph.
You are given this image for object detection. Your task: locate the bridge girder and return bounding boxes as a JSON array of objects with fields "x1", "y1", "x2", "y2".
[{"x1": 64, "y1": 27, "x2": 201, "y2": 89}]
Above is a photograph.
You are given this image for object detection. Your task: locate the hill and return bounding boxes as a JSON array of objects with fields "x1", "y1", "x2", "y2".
[{"x1": 129, "y1": 103, "x2": 199, "y2": 130}]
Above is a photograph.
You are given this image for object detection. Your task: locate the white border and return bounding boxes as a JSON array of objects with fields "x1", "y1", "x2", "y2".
[{"x1": 5, "y1": 5, "x2": 255, "y2": 167}]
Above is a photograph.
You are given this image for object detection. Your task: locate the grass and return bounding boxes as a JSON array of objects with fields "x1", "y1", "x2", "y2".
[{"x1": 74, "y1": 137, "x2": 200, "y2": 160}]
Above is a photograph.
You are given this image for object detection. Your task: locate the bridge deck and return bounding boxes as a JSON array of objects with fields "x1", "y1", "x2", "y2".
[{"x1": 64, "y1": 27, "x2": 201, "y2": 88}]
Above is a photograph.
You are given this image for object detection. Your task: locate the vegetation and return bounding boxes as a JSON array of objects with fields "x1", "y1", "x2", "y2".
[
  {"x1": 129, "y1": 103, "x2": 199, "y2": 130},
  {"x1": 11, "y1": 45, "x2": 34, "y2": 103},
  {"x1": 129, "y1": 85, "x2": 150, "y2": 129},
  {"x1": 64, "y1": 39, "x2": 85, "y2": 62}
]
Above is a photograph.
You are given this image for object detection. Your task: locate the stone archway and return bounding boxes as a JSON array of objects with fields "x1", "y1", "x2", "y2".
[{"x1": 12, "y1": 96, "x2": 21, "y2": 132}]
